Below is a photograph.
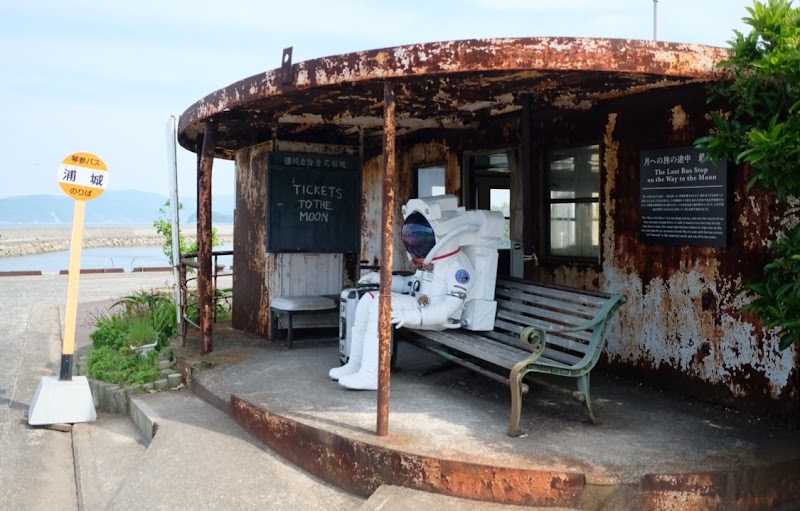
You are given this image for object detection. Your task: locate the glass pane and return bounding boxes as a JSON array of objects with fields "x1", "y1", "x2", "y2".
[
  {"x1": 549, "y1": 202, "x2": 599, "y2": 258},
  {"x1": 489, "y1": 188, "x2": 510, "y2": 249},
  {"x1": 417, "y1": 166, "x2": 445, "y2": 198},
  {"x1": 489, "y1": 189, "x2": 510, "y2": 217},
  {"x1": 548, "y1": 145, "x2": 599, "y2": 200}
]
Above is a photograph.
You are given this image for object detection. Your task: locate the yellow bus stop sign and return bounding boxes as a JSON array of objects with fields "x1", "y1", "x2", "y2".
[
  {"x1": 57, "y1": 151, "x2": 109, "y2": 200},
  {"x1": 29, "y1": 151, "x2": 109, "y2": 425}
]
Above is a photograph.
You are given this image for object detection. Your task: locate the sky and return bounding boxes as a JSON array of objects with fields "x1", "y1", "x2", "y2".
[{"x1": 0, "y1": 0, "x2": 755, "y2": 200}]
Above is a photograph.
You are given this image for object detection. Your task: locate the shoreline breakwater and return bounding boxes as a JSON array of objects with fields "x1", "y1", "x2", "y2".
[{"x1": 0, "y1": 225, "x2": 234, "y2": 258}]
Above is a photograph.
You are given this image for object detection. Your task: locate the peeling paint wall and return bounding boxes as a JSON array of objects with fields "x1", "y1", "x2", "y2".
[
  {"x1": 233, "y1": 141, "x2": 357, "y2": 337},
  {"x1": 233, "y1": 144, "x2": 270, "y2": 336},
  {"x1": 530, "y1": 86, "x2": 798, "y2": 416},
  {"x1": 232, "y1": 83, "x2": 797, "y2": 417},
  {"x1": 360, "y1": 139, "x2": 458, "y2": 273}
]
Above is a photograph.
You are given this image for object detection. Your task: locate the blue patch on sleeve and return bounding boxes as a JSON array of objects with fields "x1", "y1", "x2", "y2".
[{"x1": 455, "y1": 269, "x2": 470, "y2": 284}]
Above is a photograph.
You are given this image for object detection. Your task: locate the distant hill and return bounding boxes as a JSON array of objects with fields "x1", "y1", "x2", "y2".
[{"x1": 0, "y1": 190, "x2": 235, "y2": 225}]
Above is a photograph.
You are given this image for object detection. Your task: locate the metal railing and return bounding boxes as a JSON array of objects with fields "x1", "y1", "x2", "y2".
[{"x1": 177, "y1": 249, "x2": 233, "y2": 344}]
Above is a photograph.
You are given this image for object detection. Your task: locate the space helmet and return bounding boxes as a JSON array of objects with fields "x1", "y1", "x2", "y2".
[{"x1": 401, "y1": 211, "x2": 436, "y2": 260}]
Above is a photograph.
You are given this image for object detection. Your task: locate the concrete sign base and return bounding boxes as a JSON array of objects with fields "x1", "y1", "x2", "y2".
[{"x1": 28, "y1": 376, "x2": 97, "y2": 426}]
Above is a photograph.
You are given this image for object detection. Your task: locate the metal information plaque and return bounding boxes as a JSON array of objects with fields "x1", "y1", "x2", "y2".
[{"x1": 640, "y1": 146, "x2": 728, "y2": 247}]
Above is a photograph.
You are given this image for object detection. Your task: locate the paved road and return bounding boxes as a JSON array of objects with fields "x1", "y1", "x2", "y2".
[
  {"x1": 0, "y1": 273, "x2": 177, "y2": 510},
  {"x1": 0, "y1": 273, "x2": 365, "y2": 511}
]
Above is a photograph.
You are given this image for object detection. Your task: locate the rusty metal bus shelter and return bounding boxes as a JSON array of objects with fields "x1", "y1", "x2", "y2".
[{"x1": 175, "y1": 37, "x2": 739, "y2": 436}]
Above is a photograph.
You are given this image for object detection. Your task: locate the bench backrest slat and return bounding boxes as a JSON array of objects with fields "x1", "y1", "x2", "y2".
[
  {"x1": 495, "y1": 305, "x2": 595, "y2": 340},
  {"x1": 495, "y1": 287, "x2": 602, "y2": 320},
  {"x1": 410, "y1": 277, "x2": 624, "y2": 374}
]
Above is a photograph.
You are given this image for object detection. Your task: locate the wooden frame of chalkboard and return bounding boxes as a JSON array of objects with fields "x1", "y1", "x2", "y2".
[
  {"x1": 639, "y1": 146, "x2": 728, "y2": 247},
  {"x1": 266, "y1": 151, "x2": 361, "y2": 253}
]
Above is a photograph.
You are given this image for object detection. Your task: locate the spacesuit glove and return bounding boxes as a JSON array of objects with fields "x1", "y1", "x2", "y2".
[
  {"x1": 357, "y1": 272, "x2": 380, "y2": 286},
  {"x1": 391, "y1": 308, "x2": 421, "y2": 329}
]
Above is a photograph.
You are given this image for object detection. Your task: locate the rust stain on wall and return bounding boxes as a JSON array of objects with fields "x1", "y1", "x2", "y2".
[
  {"x1": 233, "y1": 144, "x2": 270, "y2": 336},
  {"x1": 361, "y1": 140, "x2": 456, "y2": 273},
  {"x1": 596, "y1": 89, "x2": 797, "y2": 416}
]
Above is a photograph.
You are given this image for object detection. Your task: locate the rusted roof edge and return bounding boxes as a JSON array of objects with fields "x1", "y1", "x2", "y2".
[{"x1": 177, "y1": 37, "x2": 730, "y2": 151}]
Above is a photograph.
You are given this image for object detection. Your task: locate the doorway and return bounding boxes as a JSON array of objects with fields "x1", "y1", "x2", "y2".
[{"x1": 465, "y1": 152, "x2": 511, "y2": 277}]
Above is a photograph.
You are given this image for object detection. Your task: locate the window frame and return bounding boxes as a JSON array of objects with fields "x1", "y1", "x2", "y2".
[
  {"x1": 542, "y1": 143, "x2": 602, "y2": 264},
  {"x1": 416, "y1": 165, "x2": 446, "y2": 198}
]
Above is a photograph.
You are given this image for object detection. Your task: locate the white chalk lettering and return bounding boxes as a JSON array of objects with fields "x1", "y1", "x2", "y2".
[
  {"x1": 300, "y1": 211, "x2": 329, "y2": 222},
  {"x1": 292, "y1": 184, "x2": 344, "y2": 199}
]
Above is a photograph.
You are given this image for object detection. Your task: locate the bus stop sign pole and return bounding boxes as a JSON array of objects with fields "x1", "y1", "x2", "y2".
[{"x1": 28, "y1": 152, "x2": 109, "y2": 426}]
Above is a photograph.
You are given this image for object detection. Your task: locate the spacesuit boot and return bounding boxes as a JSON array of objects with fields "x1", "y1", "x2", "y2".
[
  {"x1": 338, "y1": 297, "x2": 380, "y2": 390},
  {"x1": 329, "y1": 292, "x2": 373, "y2": 380},
  {"x1": 328, "y1": 332, "x2": 362, "y2": 381},
  {"x1": 338, "y1": 335, "x2": 378, "y2": 390}
]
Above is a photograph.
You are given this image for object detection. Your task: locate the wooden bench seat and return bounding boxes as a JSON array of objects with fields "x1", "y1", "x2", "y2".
[
  {"x1": 404, "y1": 277, "x2": 626, "y2": 436},
  {"x1": 270, "y1": 295, "x2": 338, "y2": 348}
]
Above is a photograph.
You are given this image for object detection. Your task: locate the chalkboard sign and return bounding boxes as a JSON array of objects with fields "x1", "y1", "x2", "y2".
[
  {"x1": 267, "y1": 152, "x2": 361, "y2": 253},
  {"x1": 640, "y1": 146, "x2": 728, "y2": 247}
]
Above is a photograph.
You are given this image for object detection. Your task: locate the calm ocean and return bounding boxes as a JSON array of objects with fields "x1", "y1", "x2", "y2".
[{"x1": 0, "y1": 243, "x2": 233, "y2": 273}]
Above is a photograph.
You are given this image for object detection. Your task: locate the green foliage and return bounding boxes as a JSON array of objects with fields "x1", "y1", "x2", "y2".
[
  {"x1": 153, "y1": 200, "x2": 221, "y2": 266},
  {"x1": 695, "y1": 0, "x2": 800, "y2": 349},
  {"x1": 185, "y1": 287, "x2": 233, "y2": 324},
  {"x1": 112, "y1": 290, "x2": 177, "y2": 349},
  {"x1": 740, "y1": 224, "x2": 800, "y2": 350},
  {"x1": 88, "y1": 290, "x2": 179, "y2": 386},
  {"x1": 88, "y1": 346, "x2": 161, "y2": 386}
]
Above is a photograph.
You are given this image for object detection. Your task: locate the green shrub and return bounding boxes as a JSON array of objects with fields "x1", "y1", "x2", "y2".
[
  {"x1": 87, "y1": 290, "x2": 179, "y2": 386},
  {"x1": 88, "y1": 346, "x2": 160, "y2": 386},
  {"x1": 695, "y1": 0, "x2": 800, "y2": 349}
]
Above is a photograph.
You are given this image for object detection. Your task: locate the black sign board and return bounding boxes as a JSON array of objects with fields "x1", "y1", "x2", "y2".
[
  {"x1": 266, "y1": 152, "x2": 361, "y2": 253},
  {"x1": 640, "y1": 146, "x2": 728, "y2": 247}
]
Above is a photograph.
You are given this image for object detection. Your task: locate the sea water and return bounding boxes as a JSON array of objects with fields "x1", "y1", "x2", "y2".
[{"x1": 0, "y1": 243, "x2": 233, "y2": 274}]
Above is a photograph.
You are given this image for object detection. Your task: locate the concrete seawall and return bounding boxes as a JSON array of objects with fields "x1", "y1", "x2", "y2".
[{"x1": 0, "y1": 225, "x2": 234, "y2": 257}]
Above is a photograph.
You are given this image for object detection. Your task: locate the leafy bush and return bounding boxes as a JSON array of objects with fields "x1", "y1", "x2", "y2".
[
  {"x1": 88, "y1": 346, "x2": 161, "y2": 386},
  {"x1": 154, "y1": 200, "x2": 221, "y2": 267},
  {"x1": 695, "y1": 0, "x2": 800, "y2": 349},
  {"x1": 88, "y1": 290, "x2": 179, "y2": 386},
  {"x1": 185, "y1": 287, "x2": 233, "y2": 324}
]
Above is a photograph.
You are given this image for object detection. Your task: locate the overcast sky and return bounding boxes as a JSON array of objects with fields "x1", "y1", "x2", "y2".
[{"x1": 0, "y1": 0, "x2": 753, "y2": 199}]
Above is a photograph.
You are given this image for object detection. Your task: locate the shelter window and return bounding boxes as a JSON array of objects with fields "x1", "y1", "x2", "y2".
[
  {"x1": 417, "y1": 166, "x2": 445, "y2": 198},
  {"x1": 545, "y1": 145, "x2": 600, "y2": 260}
]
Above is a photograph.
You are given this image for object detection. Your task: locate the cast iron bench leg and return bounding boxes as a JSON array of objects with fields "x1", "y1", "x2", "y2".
[
  {"x1": 575, "y1": 373, "x2": 596, "y2": 424},
  {"x1": 287, "y1": 312, "x2": 294, "y2": 349}
]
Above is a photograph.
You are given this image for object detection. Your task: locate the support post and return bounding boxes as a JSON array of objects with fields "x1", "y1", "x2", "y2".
[
  {"x1": 198, "y1": 122, "x2": 217, "y2": 355},
  {"x1": 520, "y1": 95, "x2": 535, "y2": 279},
  {"x1": 165, "y1": 116, "x2": 183, "y2": 344},
  {"x1": 377, "y1": 82, "x2": 396, "y2": 437}
]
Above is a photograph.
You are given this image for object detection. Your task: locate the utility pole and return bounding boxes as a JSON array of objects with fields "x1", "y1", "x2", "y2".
[{"x1": 653, "y1": 0, "x2": 658, "y2": 41}]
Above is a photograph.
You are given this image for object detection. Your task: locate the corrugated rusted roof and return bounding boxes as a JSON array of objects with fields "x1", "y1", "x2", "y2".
[{"x1": 177, "y1": 37, "x2": 729, "y2": 158}]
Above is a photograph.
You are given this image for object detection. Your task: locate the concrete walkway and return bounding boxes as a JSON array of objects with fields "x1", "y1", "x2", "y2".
[
  {"x1": 3, "y1": 272, "x2": 798, "y2": 510},
  {"x1": 175, "y1": 324, "x2": 800, "y2": 510}
]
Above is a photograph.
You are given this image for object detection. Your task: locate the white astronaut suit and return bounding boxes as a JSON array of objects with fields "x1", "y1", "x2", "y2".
[{"x1": 330, "y1": 195, "x2": 504, "y2": 390}]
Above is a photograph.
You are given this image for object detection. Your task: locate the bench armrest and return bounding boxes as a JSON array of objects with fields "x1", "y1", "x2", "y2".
[
  {"x1": 532, "y1": 294, "x2": 627, "y2": 335},
  {"x1": 518, "y1": 326, "x2": 547, "y2": 360}
]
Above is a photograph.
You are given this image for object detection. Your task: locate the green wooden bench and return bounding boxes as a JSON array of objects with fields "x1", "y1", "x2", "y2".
[{"x1": 403, "y1": 277, "x2": 626, "y2": 437}]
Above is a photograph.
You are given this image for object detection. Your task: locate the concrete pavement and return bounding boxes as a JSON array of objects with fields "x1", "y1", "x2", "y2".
[
  {"x1": 4, "y1": 272, "x2": 798, "y2": 510},
  {"x1": 0, "y1": 272, "x2": 540, "y2": 510},
  {"x1": 0, "y1": 273, "x2": 172, "y2": 510},
  {"x1": 0, "y1": 272, "x2": 368, "y2": 510}
]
